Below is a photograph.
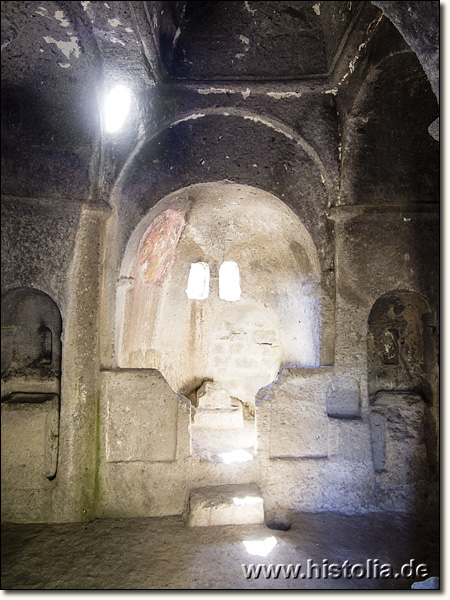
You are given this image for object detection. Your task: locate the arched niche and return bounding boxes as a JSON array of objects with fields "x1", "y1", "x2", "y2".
[
  {"x1": 103, "y1": 110, "x2": 336, "y2": 371},
  {"x1": 367, "y1": 290, "x2": 433, "y2": 403},
  {"x1": 1, "y1": 288, "x2": 62, "y2": 503},
  {"x1": 116, "y1": 182, "x2": 323, "y2": 405},
  {"x1": 1, "y1": 288, "x2": 62, "y2": 393},
  {"x1": 367, "y1": 291, "x2": 437, "y2": 491},
  {"x1": 110, "y1": 110, "x2": 333, "y2": 261}
]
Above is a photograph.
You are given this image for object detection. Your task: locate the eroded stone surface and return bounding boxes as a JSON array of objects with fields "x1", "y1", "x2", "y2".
[
  {"x1": 0, "y1": 1, "x2": 439, "y2": 528},
  {"x1": 191, "y1": 406, "x2": 244, "y2": 430},
  {"x1": 370, "y1": 392, "x2": 430, "y2": 483},
  {"x1": 268, "y1": 370, "x2": 329, "y2": 459},
  {"x1": 196, "y1": 381, "x2": 233, "y2": 410},
  {"x1": 103, "y1": 370, "x2": 179, "y2": 463},
  {"x1": 0, "y1": 512, "x2": 440, "y2": 589},
  {"x1": 1, "y1": 398, "x2": 59, "y2": 522},
  {"x1": 188, "y1": 484, "x2": 264, "y2": 527},
  {"x1": 326, "y1": 377, "x2": 361, "y2": 419}
]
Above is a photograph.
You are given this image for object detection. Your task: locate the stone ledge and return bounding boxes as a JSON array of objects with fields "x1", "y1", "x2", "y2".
[{"x1": 188, "y1": 484, "x2": 264, "y2": 527}]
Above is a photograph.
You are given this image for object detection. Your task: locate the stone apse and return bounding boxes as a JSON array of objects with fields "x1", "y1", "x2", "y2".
[{"x1": 1, "y1": 1, "x2": 439, "y2": 523}]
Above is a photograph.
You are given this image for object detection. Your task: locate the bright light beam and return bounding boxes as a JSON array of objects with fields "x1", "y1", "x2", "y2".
[
  {"x1": 104, "y1": 85, "x2": 131, "y2": 133},
  {"x1": 233, "y1": 496, "x2": 263, "y2": 506},
  {"x1": 243, "y1": 536, "x2": 277, "y2": 557},
  {"x1": 219, "y1": 449, "x2": 253, "y2": 464},
  {"x1": 219, "y1": 261, "x2": 241, "y2": 301},
  {"x1": 186, "y1": 262, "x2": 210, "y2": 300}
]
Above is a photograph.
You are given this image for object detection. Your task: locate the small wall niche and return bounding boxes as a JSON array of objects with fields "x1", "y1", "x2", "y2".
[
  {"x1": 1, "y1": 288, "x2": 62, "y2": 387},
  {"x1": 367, "y1": 291, "x2": 433, "y2": 403},
  {"x1": 1, "y1": 288, "x2": 62, "y2": 515},
  {"x1": 367, "y1": 291, "x2": 437, "y2": 497}
]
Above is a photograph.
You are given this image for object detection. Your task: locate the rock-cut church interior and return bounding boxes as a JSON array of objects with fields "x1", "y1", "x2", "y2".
[{"x1": 1, "y1": 0, "x2": 440, "y2": 590}]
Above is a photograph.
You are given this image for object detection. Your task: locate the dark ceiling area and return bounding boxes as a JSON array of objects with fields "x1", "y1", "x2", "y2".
[{"x1": 0, "y1": 1, "x2": 439, "y2": 204}]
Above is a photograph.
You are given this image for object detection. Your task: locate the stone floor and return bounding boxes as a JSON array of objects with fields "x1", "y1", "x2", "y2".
[{"x1": 1, "y1": 512, "x2": 439, "y2": 590}]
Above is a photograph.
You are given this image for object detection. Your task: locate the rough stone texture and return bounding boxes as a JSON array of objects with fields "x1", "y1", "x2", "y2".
[
  {"x1": 320, "y1": 1, "x2": 364, "y2": 71},
  {"x1": 370, "y1": 392, "x2": 429, "y2": 482},
  {"x1": 1, "y1": 512, "x2": 440, "y2": 589},
  {"x1": 367, "y1": 292, "x2": 433, "y2": 403},
  {"x1": 372, "y1": 1, "x2": 439, "y2": 101},
  {"x1": 331, "y1": 206, "x2": 439, "y2": 495},
  {"x1": 50, "y1": 205, "x2": 107, "y2": 523},
  {"x1": 326, "y1": 377, "x2": 361, "y2": 419},
  {"x1": 1, "y1": 398, "x2": 59, "y2": 522},
  {"x1": 268, "y1": 371, "x2": 329, "y2": 459},
  {"x1": 191, "y1": 405, "x2": 244, "y2": 430},
  {"x1": 192, "y1": 382, "x2": 245, "y2": 429},
  {"x1": 1, "y1": 288, "x2": 62, "y2": 399},
  {"x1": 0, "y1": 197, "x2": 82, "y2": 319},
  {"x1": 191, "y1": 421, "x2": 256, "y2": 463},
  {"x1": 341, "y1": 50, "x2": 438, "y2": 206},
  {"x1": 196, "y1": 381, "x2": 233, "y2": 409},
  {"x1": 331, "y1": 211, "x2": 439, "y2": 406},
  {"x1": 167, "y1": 1, "x2": 327, "y2": 80},
  {"x1": 0, "y1": 287, "x2": 62, "y2": 523},
  {"x1": 116, "y1": 183, "x2": 325, "y2": 401},
  {"x1": 332, "y1": 3, "x2": 439, "y2": 206},
  {"x1": 1, "y1": 2, "x2": 101, "y2": 201},
  {"x1": 368, "y1": 391, "x2": 435, "y2": 514},
  {"x1": 103, "y1": 370, "x2": 179, "y2": 463},
  {"x1": 0, "y1": 0, "x2": 439, "y2": 530},
  {"x1": 188, "y1": 484, "x2": 264, "y2": 527},
  {"x1": 256, "y1": 368, "x2": 376, "y2": 516}
]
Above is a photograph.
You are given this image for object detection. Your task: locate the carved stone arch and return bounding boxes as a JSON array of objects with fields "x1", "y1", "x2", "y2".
[
  {"x1": 101, "y1": 109, "x2": 336, "y2": 370},
  {"x1": 1, "y1": 288, "x2": 62, "y2": 521},
  {"x1": 367, "y1": 290, "x2": 438, "y2": 502},
  {"x1": 1, "y1": 287, "x2": 62, "y2": 390},
  {"x1": 367, "y1": 289, "x2": 433, "y2": 403},
  {"x1": 116, "y1": 181, "x2": 325, "y2": 401}
]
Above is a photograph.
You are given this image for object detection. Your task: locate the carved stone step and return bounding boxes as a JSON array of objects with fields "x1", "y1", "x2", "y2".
[
  {"x1": 191, "y1": 404, "x2": 244, "y2": 429},
  {"x1": 188, "y1": 483, "x2": 264, "y2": 527}
]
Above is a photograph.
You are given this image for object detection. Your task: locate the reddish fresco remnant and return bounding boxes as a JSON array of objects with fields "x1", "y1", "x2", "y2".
[{"x1": 137, "y1": 209, "x2": 185, "y2": 286}]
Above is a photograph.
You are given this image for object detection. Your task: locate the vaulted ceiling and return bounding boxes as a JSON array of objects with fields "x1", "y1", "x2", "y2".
[{"x1": 1, "y1": 1, "x2": 439, "y2": 203}]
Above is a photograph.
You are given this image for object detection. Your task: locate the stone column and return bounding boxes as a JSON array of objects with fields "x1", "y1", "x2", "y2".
[{"x1": 52, "y1": 203, "x2": 109, "y2": 522}]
